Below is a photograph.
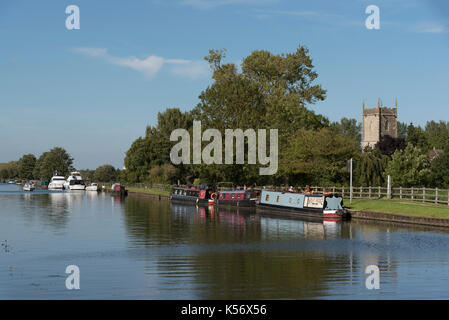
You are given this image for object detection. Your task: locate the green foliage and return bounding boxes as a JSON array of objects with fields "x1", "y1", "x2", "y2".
[
  {"x1": 33, "y1": 147, "x2": 73, "y2": 180},
  {"x1": 406, "y1": 123, "x2": 429, "y2": 151},
  {"x1": 282, "y1": 128, "x2": 360, "y2": 185},
  {"x1": 94, "y1": 164, "x2": 119, "y2": 182},
  {"x1": 429, "y1": 148, "x2": 449, "y2": 188},
  {"x1": 384, "y1": 144, "x2": 431, "y2": 187},
  {"x1": 397, "y1": 121, "x2": 408, "y2": 139},
  {"x1": 0, "y1": 162, "x2": 18, "y2": 179},
  {"x1": 330, "y1": 118, "x2": 361, "y2": 144},
  {"x1": 149, "y1": 164, "x2": 179, "y2": 184},
  {"x1": 354, "y1": 148, "x2": 389, "y2": 186},
  {"x1": 424, "y1": 120, "x2": 449, "y2": 150},
  {"x1": 17, "y1": 154, "x2": 36, "y2": 180},
  {"x1": 124, "y1": 108, "x2": 192, "y2": 183}
]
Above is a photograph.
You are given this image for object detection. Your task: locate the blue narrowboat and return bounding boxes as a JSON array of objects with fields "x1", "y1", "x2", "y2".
[{"x1": 256, "y1": 190, "x2": 348, "y2": 220}]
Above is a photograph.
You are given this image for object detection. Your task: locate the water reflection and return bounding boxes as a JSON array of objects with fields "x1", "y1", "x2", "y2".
[{"x1": 3, "y1": 186, "x2": 449, "y2": 299}]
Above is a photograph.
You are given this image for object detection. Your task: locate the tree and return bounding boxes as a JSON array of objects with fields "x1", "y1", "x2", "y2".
[
  {"x1": 93, "y1": 165, "x2": 118, "y2": 182},
  {"x1": 429, "y1": 150, "x2": 449, "y2": 188},
  {"x1": 424, "y1": 120, "x2": 449, "y2": 150},
  {"x1": 406, "y1": 123, "x2": 429, "y2": 151},
  {"x1": 354, "y1": 148, "x2": 389, "y2": 186},
  {"x1": 375, "y1": 135, "x2": 406, "y2": 157},
  {"x1": 148, "y1": 164, "x2": 179, "y2": 184},
  {"x1": 397, "y1": 121, "x2": 408, "y2": 139},
  {"x1": 34, "y1": 147, "x2": 73, "y2": 180},
  {"x1": 282, "y1": 128, "x2": 360, "y2": 186},
  {"x1": 17, "y1": 154, "x2": 36, "y2": 180},
  {"x1": 331, "y1": 118, "x2": 362, "y2": 143},
  {"x1": 193, "y1": 45, "x2": 328, "y2": 137},
  {"x1": 124, "y1": 108, "x2": 193, "y2": 183},
  {"x1": 384, "y1": 144, "x2": 430, "y2": 187}
]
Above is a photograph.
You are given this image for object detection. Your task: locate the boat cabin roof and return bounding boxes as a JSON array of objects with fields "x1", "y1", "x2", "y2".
[{"x1": 219, "y1": 190, "x2": 247, "y2": 194}]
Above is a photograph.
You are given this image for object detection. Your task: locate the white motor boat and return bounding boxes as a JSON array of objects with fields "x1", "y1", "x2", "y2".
[
  {"x1": 86, "y1": 183, "x2": 99, "y2": 192},
  {"x1": 65, "y1": 172, "x2": 86, "y2": 190},
  {"x1": 48, "y1": 174, "x2": 67, "y2": 190},
  {"x1": 23, "y1": 181, "x2": 35, "y2": 192}
]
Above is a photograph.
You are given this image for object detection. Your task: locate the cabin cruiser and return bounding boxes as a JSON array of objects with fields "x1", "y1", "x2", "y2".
[
  {"x1": 23, "y1": 181, "x2": 35, "y2": 192},
  {"x1": 86, "y1": 183, "x2": 99, "y2": 191},
  {"x1": 48, "y1": 174, "x2": 67, "y2": 190},
  {"x1": 65, "y1": 172, "x2": 86, "y2": 190}
]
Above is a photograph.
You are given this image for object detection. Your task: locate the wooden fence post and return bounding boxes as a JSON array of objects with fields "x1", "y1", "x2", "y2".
[
  {"x1": 400, "y1": 187, "x2": 402, "y2": 199},
  {"x1": 359, "y1": 186, "x2": 362, "y2": 198},
  {"x1": 411, "y1": 187, "x2": 414, "y2": 200},
  {"x1": 422, "y1": 187, "x2": 425, "y2": 202},
  {"x1": 332, "y1": 186, "x2": 335, "y2": 194},
  {"x1": 378, "y1": 186, "x2": 381, "y2": 198},
  {"x1": 369, "y1": 186, "x2": 372, "y2": 199},
  {"x1": 342, "y1": 186, "x2": 345, "y2": 198},
  {"x1": 436, "y1": 188, "x2": 439, "y2": 204}
]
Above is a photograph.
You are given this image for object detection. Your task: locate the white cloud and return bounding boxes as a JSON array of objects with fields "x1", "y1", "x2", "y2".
[
  {"x1": 73, "y1": 47, "x2": 210, "y2": 79},
  {"x1": 414, "y1": 22, "x2": 449, "y2": 34}
]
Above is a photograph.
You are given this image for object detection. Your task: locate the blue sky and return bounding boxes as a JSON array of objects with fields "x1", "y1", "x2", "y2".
[{"x1": 0, "y1": 0, "x2": 448, "y2": 169}]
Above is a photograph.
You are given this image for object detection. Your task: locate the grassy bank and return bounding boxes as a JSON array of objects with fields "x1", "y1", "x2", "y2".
[
  {"x1": 345, "y1": 198, "x2": 449, "y2": 219},
  {"x1": 127, "y1": 186, "x2": 171, "y2": 197}
]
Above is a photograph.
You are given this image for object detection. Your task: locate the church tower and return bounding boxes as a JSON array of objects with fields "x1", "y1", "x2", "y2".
[{"x1": 361, "y1": 98, "x2": 398, "y2": 149}]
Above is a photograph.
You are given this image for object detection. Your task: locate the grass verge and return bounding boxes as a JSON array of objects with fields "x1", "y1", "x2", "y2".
[
  {"x1": 127, "y1": 187, "x2": 171, "y2": 197},
  {"x1": 345, "y1": 198, "x2": 449, "y2": 219}
]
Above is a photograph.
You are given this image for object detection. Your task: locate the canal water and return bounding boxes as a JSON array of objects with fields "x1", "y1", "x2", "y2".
[{"x1": 1, "y1": 183, "x2": 449, "y2": 299}]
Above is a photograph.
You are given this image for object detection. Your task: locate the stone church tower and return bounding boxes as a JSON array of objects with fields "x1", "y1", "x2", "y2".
[{"x1": 361, "y1": 98, "x2": 398, "y2": 149}]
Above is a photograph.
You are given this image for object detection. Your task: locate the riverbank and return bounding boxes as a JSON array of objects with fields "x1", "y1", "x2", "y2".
[
  {"x1": 127, "y1": 186, "x2": 170, "y2": 199},
  {"x1": 126, "y1": 187, "x2": 449, "y2": 227},
  {"x1": 346, "y1": 198, "x2": 449, "y2": 228}
]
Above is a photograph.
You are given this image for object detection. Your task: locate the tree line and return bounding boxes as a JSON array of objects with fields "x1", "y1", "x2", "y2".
[
  {"x1": 0, "y1": 147, "x2": 120, "y2": 183},
  {"x1": 122, "y1": 45, "x2": 449, "y2": 189}
]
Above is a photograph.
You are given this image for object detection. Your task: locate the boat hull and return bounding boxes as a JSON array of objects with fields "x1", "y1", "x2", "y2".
[
  {"x1": 256, "y1": 202, "x2": 348, "y2": 220},
  {"x1": 216, "y1": 199, "x2": 255, "y2": 208}
]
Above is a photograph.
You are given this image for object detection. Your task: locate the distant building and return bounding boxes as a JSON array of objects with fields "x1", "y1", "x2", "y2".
[{"x1": 361, "y1": 98, "x2": 398, "y2": 149}]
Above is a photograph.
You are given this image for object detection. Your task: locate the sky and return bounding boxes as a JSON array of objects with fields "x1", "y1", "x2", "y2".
[{"x1": 0, "y1": 0, "x2": 448, "y2": 169}]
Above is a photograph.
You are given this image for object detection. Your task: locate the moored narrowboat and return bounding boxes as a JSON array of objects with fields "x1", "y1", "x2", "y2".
[
  {"x1": 216, "y1": 190, "x2": 256, "y2": 208},
  {"x1": 170, "y1": 183, "x2": 216, "y2": 205},
  {"x1": 256, "y1": 190, "x2": 348, "y2": 220},
  {"x1": 170, "y1": 186, "x2": 200, "y2": 203},
  {"x1": 111, "y1": 183, "x2": 128, "y2": 196}
]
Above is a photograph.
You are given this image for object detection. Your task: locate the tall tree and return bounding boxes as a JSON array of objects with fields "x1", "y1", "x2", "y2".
[
  {"x1": 282, "y1": 128, "x2": 360, "y2": 186},
  {"x1": 424, "y1": 120, "x2": 449, "y2": 150},
  {"x1": 17, "y1": 154, "x2": 36, "y2": 180},
  {"x1": 331, "y1": 118, "x2": 362, "y2": 144},
  {"x1": 406, "y1": 123, "x2": 429, "y2": 150},
  {"x1": 34, "y1": 147, "x2": 73, "y2": 180},
  {"x1": 375, "y1": 135, "x2": 406, "y2": 157},
  {"x1": 384, "y1": 144, "x2": 430, "y2": 187},
  {"x1": 94, "y1": 164, "x2": 118, "y2": 182}
]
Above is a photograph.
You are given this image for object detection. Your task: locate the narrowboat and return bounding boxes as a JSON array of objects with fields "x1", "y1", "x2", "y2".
[
  {"x1": 110, "y1": 183, "x2": 128, "y2": 196},
  {"x1": 170, "y1": 183, "x2": 216, "y2": 205},
  {"x1": 256, "y1": 190, "x2": 348, "y2": 220},
  {"x1": 170, "y1": 186, "x2": 200, "y2": 203},
  {"x1": 216, "y1": 189, "x2": 256, "y2": 208}
]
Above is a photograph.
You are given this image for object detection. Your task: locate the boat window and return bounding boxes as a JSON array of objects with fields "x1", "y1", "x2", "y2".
[
  {"x1": 265, "y1": 194, "x2": 269, "y2": 201},
  {"x1": 276, "y1": 195, "x2": 279, "y2": 203},
  {"x1": 231, "y1": 194, "x2": 235, "y2": 199}
]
